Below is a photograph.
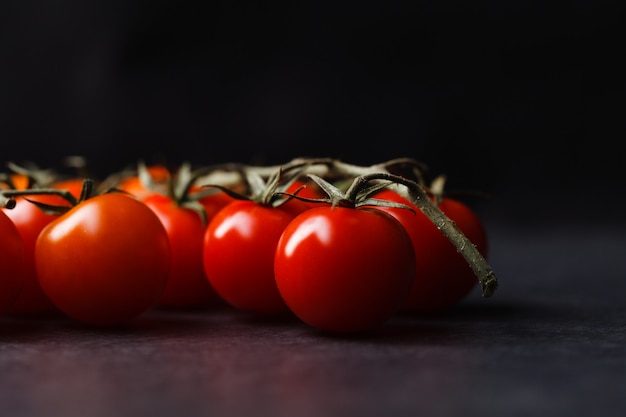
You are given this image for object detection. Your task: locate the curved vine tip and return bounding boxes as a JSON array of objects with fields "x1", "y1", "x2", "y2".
[
  {"x1": 482, "y1": 271, "x2": 498, "y2": 298},
  {"x1": 1, "y1": 195, "x2": 16, "y2": 209},
  {"x1": 346, "y1": 172, "x2": 499, "y2": 298}
]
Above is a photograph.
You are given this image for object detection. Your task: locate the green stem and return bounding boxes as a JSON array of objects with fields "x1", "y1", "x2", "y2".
[
  {"x1": 348, "y1": 173, "x2": 498, "y2": 298},
  {"x1": 0, "y1": 188, "x2": 78, "y2": 206},
  {"x1": 1, "y1": 194, "x2": 16, "y2": 209},
  {"x1": 78, "y1": 178, "x2": 94, "y2": 203}
]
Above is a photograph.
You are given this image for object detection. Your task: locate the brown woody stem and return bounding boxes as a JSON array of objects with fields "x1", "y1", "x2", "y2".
[
  {"x1": 347, "y1": 172, "x2": 498, "y2": 298},
  {"x1": 0, "y1": 188, "x2": 79, "y2": 206},
  {"x1": 1, "y1": 194, "x2": 16, "y2": 209}
]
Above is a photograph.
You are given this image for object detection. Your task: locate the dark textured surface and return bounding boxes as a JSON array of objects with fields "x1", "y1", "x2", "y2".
[
  {"x1": 2, "y1": 3, "x2": 624, "y2": 415},
  {"x1": 2, "y1": 223, "x2": 625, "y2": 417}
]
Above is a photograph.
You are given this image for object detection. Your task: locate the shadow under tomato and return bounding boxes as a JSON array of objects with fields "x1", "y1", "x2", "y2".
[{"x1": 306, "y1": 300, "x2": 542, "y2": 343}]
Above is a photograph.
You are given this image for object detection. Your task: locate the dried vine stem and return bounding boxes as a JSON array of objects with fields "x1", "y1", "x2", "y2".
[
  {"x1": 346, "y1": 172, "x2": 498, "y2": 298},
  {"x1": 1, "y1": 194, "x2": 16, "y2": 209}
]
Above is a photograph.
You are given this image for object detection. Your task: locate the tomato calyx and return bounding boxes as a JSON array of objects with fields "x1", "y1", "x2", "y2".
[
  {"x1": 426, "y1": 174, "x2": 447, "y2": 206},
  {"x1": 284, "y1": 167, "x2": 498, "y2": 299},
  {"x1": 331, "y1": 156, "x2": 429, "y2": 186},
  {"x1": 351, "y1": 172, "x2": 498, "y2": 298},
  {"x1": 4, "y1": 161, "x2": 58, "y2": 189},
  {"x1": 0, "y1": 159, "x2": 99, "y2": 212},
  {"x1": 293, "y1": 173, "x2": 416, "y2": 212},
  {"x1": 3, "y1": 158, "x2": 91, "y2": 190},
  {"x1": 136, "y1": 161, "x2": 245, "y2": 226},
  {"x1": 0, "y1": 178, "x2": 100, "y2": 215},
  {"x1": 0, "y1": 193, "x2": 16, "y2": 209},
  {"x1": 253, "y1": 156, "x2": 429, "y2": 186},
  {"x1": 203, "y1": 160, "x2": 321, "y2": 209}
]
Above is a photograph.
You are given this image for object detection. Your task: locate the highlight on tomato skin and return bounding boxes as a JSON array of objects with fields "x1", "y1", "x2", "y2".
[
  {"x1": 1, "y1": 194, "x2": 71, "y2": 316},
  {"x1": 34, "y1": 192, "x2": 173, "y2": 326},
  {"x1": 0, "y1": 156, "x2": 498, "y2": 327},
  {"x1": 142, "y1": 192, "x2": 224, "y2": 309},
  {"x1": 131, "y1": 161, "x2": 239, "y2": 310},
  {"x1": 274, "y1": 206, "x2": 416, "y2": 333},
  {"x1": 0, "y1": 164, "x2": 77, "y2": 315},
  {"x1": 199, "y1": 161, "x2": 324, "y2": 316},
  {"x1": 203, "y1": 199, "x2": 300, "y2": 315},
  {"x1": 372, "y1": 188, "x2": 489, "y2": 312}
]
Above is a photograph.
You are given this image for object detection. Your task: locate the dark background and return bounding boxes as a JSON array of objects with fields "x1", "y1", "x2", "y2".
[
  {"x1": 2, "y1": 3, "x2": 626, "y2": 417},
  {"x1": 1, "y1": 0, "x2": 625, "y2": 225}
]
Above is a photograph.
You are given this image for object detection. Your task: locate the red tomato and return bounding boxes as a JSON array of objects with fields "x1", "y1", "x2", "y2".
[
  {"x1": 1, "y1": 173, "x2": 30, "y2": 190},
  {"x1": 203, "y1": 199, "x2": 307, "y2": 314},
  {"x1": 274, "y1": 206, "x2": 416, "y2": 333},
  {"x1": 35, "y1": 192, "x2": 171, "y2": 326},
  {"x1": 142, "y1": 193, "x2": 226, "y2": 308},
  {"x1": 0, "y1": 211, "x2": 26, "y2": 315},
  {"x1": 51, "y1": 177, "x2": 86, "y2": 199},
  {"x1": 116, "y1": 164, "x2": 171, "y2": 200},
  {"x1": 194, "y1": 186, "x2": 236, "y2": 220},
  {"x1": 373, "y1": 189, "x2": 488, "y2": 312},
  {"x1": 2, "y1": 194, "x2": 72, "y2": 315},
  {"x1": 285, "y1": 178, "x2": 327, "y2": 209}
]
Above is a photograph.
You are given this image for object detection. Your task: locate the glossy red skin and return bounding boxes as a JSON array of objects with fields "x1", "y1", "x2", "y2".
[
  {"x1": 0, "y1": 211, "x2": 26, "y2": 314},
  {"x1": 52, "y1": 178, "x2": 86, "y2": 199},
  {"x1": 35, "y1": 193, "x2": 171, "y2": 326},
  {"x1": 195, "y1": 188, "x2": 236, "y2": 220},
  {"x1": 142, "y1": 193, "x2": 222, "y2": 308},
  {"x1": 285, "y1": 179, "x2": 327, "y2": 209},
  {"x1": 117, "y1": 165, "x2": 171, "y2": 200},
  {"x1": 274, "y1": 206, "x2": 416, "y2": 333},
  {"x1": 203, "y1": 199, "x2": 307, "y2": 314},
  {"x1": 374, "y1": 189, "x2": 489, "y2": 312},
  {"x1": 2, "y1": 195, "x2": 71, "y2": 315}
]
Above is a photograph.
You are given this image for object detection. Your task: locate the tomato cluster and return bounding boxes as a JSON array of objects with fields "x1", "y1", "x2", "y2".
[{"x1": 0, "y1": 157, "x2": 496, "y2": 333}]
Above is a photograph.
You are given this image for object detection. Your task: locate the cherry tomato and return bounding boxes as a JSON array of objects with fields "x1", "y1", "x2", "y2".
[
  {"x1": 35, "y1": 192, "x2": 171, "y2": 326},
  {"x1": 51, "y1": 177, "x2": 86, "y2": 199},
  {"x1": 203, "y1": 199, "x2": 307, "y2": 314},
  {"x1": 285, "y1": 178, "x2": 328, "y2": 209},
  {"x1": 116, "y1": 164, "x2": 171, "y2": 200},
  {"x1": 142, "y1": 192, "x2": 227, "y2": 308},
  {"x1": 194, "y1": 186, "x2": 236, "y2": 220},
  {"x1": 1, "y1": 173, "x2": 30, "y2": 190},
  {"x1": 2, "y1": 194, "x2": 72, "y2": 315},
  {"x1": 274, "y1": 206, "x2": 416, "y2": 333},
  {"x1": 0, "y1": 210, "x2": 25, "y2": 315},
  {"x1": 373, "y1": 189, "x2": 488, "y2": 312},
  {"x1": 1, "y1": 163, "x2": 83, "y2": 196}
]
